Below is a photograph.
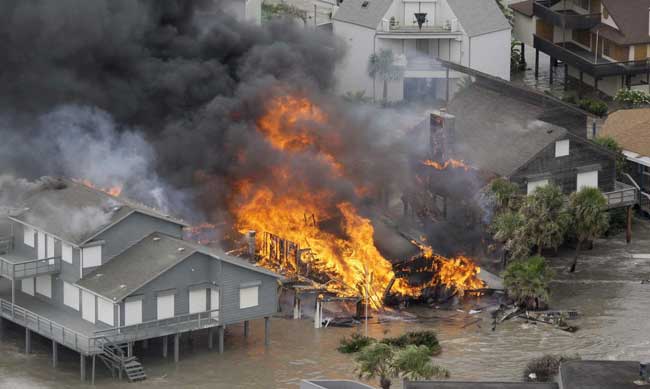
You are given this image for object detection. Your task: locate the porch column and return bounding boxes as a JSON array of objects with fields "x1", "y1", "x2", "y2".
[
  {"x1": 52, "y1": 340, "x2": 58, "y2": 368},
  {"x1": 25, "y1": 328, "x2": 31, "y2": 354},
  {"x1": 174, "y1": 333, "x2": 180, "y2": 363},
  {"x1": 264, "y1": 317, "x2": 271, "y2": 347},
  {"x1": 162, "y1": 336, "x2": 168, "y2": 358},
  {"x1": 549, "y1": 56, "x2": 554, "y2": 84},
  {"x1": 244, "y1": 321, "x2": 250, "y2": 337},
  {"x1": 80, "y1": 354, "x2": 86, "y2": 382},
  {"x1": 535, "y1": 49, "x2": 539, "y2": 79},
  {"x1": 218, "y1": 325, "x2": 225, "y2": 354},
  {"x1": 626, "y1": 206, "x2": 633, "y2": 244},
  {"x1": 208, "y1": 327, "x2": 214, "y2": 350}
]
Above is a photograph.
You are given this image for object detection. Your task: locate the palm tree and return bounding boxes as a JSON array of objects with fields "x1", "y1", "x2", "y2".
[
  {"x1": 489, "y1": 178, "x2": 521, "y2": 214},
  {"x1": 355, "y1": 343, "x2": 448, "y2": 389},
  {"x1": 502, "y1": 255, "x2": 555, "y2": 310},
  {"x1": 367, "y1": 49, "x2": 404, "y2": 103},
  {"x1": 520, "y1": 184, "x2": 569, "y2": 255},
  {"x1": 568, "y1": 187, "x2": 609, "y2": 273}
]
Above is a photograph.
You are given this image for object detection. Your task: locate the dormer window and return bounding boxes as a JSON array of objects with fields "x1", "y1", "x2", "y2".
[{"x1": 555, "y1": 139, "x2": 570, "y2": 157}]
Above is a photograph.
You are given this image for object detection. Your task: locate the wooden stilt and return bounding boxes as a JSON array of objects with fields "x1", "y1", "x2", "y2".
[
  {"x1": 626, "y1": 206, "x2": 633, "y2": 244},
  {"x1": 80, "y1": 354, "x2": 86, "y2": 382},
  {"x1": 143, "y1": 339, "x2": 149, "y2": 350},
  {"x1": 208, "y1": 328, "x2": 214, "y2": 350},
  {"x1": 52, "y1": 340, "x2": 58, "y2": 368},
  {"x1": 162, "y1": 336, "x2": 168, "y2": 358},
  {"x1": 91, "y1": 355, "x2": 96, "y2": 385},
  {"x1": 174, "y1": 333, "x2": 180, "y2": 363},
  {"x1": 244, "y1": 321, "x2": 250, "y2": 337},
  {"x1": 127, "y1": 342, "x2": 133, "y2": 358},
  {"x1": 25, "y1": 328, "x2": 31, "y2": 354},
  {"x1": 264, "y1": 317, "x2": 270, "y2": 347},
  {"x1": 535, "y1": 49, "x2": 539, "y2": 79},
  {"x1": 549, "y1": 57, "x2": 554, "y2": 84},
  {"x1": 218, "y1": 326, "x2": 224, "y2": 354}
]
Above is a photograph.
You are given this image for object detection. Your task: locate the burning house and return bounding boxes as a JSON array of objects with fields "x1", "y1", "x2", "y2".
[{"x1": 0, "y1": 178, "x2": 282, "y2": 382}]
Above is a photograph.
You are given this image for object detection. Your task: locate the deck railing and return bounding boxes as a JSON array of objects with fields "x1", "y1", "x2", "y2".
[
  {"x1": 0, "y1": 256, "x2": 61, "y2": 280},
  {"x1": 534, "y1": 35, "x2": 650, "y2": 78},
  {"x1": 93, "y1": 308, "x2": 220, "y2": 344},
  {"x1": 604, "y1": 182, "x2": 638, "y2": 209},
  {"x1": 0, "y1": 298, "x2": 99, "y2": 354}
]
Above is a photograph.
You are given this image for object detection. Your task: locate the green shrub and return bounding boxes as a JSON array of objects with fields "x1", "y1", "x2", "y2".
[
  {"x1": 524, "y1": 354, "x2": 580, "y2": 382},
  {"x1": 381, "y1": 330, "x2": 442, "y2": 356},
  {"x1": 502, "y1": 256, "x2": 555, "y2": 309},
  {"x1": 338, "y1": 333, "x2": 375, "y2": 354},
  {"x1": 614, "y1": 89, "x2": 650, "y2": 107},
  {"x1": 578, "y1": 98, "x2": 608, "y2": 117}
]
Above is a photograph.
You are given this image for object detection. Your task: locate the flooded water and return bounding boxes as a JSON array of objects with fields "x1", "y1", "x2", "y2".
[{"x1": 2, "y1": 222, "x2": 650, "y2": 388}]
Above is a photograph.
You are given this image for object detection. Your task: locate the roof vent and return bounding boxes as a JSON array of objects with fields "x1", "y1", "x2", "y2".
[
  {"x1": 361, "y1": 1, "x2": 369, "y2": 7},
  {"x1": 153, "y1": 237, "x2": 161, "y2": 242},
  {"x1": 119, "y1": 284, "x2": 126, "y2": 289},
  {"x1": 178, "y1": 247, "x2": 185, "y2": 252}
]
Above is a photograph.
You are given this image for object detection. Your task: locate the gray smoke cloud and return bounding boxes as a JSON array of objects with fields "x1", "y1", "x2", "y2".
[{"x1": 0, "y1": 0, "x2": 419, "y2": 233}]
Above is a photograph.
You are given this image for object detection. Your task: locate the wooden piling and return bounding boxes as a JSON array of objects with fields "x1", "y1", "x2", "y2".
[
  {"x1": 52, "y1": 340, "x2": 58, "y2": 368},
  {"x1": 80, "y1": 354, "x2": 86, "y2": 382},
  {"x1": 208, "y1": 328, "x2": 214, "y2": 350},
  {"x1": 626, "y1": 206, "x2": 633, "y2": 244},
  {"x1": 264, "y1": 317, "x2": 270, "y2": 347},
  {"x1": 243, "y1": 321, "x2": 249, "y2": 337},
  {"x1": 174, "y1": 333, "x2": 180, "y2": 363},
  {"x1": 25, "y1": 328, "x2": 31, "y2": 354},
  {"x1": 218, "y1": 326, "x2": 224, "y2": 354},
  {"x1": 162, "y1": 336, "x2": 168, "y2": 358}
]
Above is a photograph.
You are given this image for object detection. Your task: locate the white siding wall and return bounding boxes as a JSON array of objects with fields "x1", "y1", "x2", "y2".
[
  {"x1": 469, "y1": 29, "x2": 511, "y2": 81},
  {"x1": 333, "y1": 22, "x2": 377, "y2": 99},
  {"x1": 513, "y1": 13, "x2": 534, "y2": 47}
]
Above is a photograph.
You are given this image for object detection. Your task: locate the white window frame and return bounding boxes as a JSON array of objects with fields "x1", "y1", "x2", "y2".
[
  {"x1": 62, "y1": 243, "x2": 73, "y2": 264},
  {"x1": 555, "y1": 139, "x2": 570, "y2": 157},
  {"x1": 239, "y1": 285, "x2": 259, "y2": 309},
  {"x1": 63, "y1": 281, "x2": 80, "y2": 310},
  {"x1": 97, "y1": 297, "x2": 114, "y2": 326},
  {"x1": 527, "y1": 179, "x2": 549, "y2": 195},
  {"x1": 23, "y1": 226, "x2": 35, "y2": 247},
  {"x1": 82, "y1": 245, "x2": 102, "y2": 269},
  {"x1": 577, "y1": 170, "x2": 599, "y2": 190},
  {"x1": 35, "y1": 275, "x2": 52, "y2": 298},
  {"x1": 156, "y1": 292, "x2": 175, "y2": 320}
]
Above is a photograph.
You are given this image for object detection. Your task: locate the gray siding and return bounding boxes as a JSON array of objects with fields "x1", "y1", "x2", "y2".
[
  {"x1": 11, "y1": 221, "x2": 37, "y2": 258},
  {"x1": 510, "y1": 137, "x2": 617, "y2": 194},
  {"x1": 85, "y1": 212, "x2": 183, "y2": 276},
  {"x1": 120, "y1": 253, "x2": 278, "y2": 326}
]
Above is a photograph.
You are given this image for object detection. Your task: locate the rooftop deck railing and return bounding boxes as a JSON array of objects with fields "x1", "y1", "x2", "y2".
[
  {"x1": 534, "y1": 35, "x2": 650, "y2": 77},
  {"x1": 533, "y1": 1, "x2": 601, "y2": 29},
  {"x1": 93, "y1": 308, "x2": 220, "y2": 344},
  {"x1": 0, "y1": 256, "x2": 61, "y2": 280}
]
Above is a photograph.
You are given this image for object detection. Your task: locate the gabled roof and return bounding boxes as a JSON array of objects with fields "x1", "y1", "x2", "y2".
[
  {"x1": 332, "y1": 0, "x2": 393, "y2": 29},
  {"x1": 77, "y1": 232, "x2": 282, "y2": 302},
  {"x1": 600, "y1": 108, "x2": 650, "y2": 157},
  {"x1": 598, "y1": 0, "x2": 650, "y2": 45},
  {"x1": 446, "y1": 0, "x2": 511, "y2": 37},
  {"x1": 10, "y1": 178, "x2": 187, "y2": 246},
  {"x1": 509, "y1": 0, "x2": 534, "y2": 17}
]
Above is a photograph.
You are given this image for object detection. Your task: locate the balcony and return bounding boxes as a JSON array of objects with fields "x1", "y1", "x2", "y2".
[
  {"x1": 534, "y1": 35, "x2": 650, "y2": 78},
  {"x1": 604, "y1": 182, "x2": 638, "y2": 209},
  {"x1": 0, "y1": 254, "x2": 61, "y2": 280},
  {"x1": 533, "y1": 0, "x2": 601, "y2": 29},
  {"x1": 377, "y1": 18, "x2": 462, "y2": 38}
]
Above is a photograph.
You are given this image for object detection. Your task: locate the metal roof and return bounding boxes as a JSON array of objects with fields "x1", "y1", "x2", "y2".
[
  {"x1": 446, "y1": 0, "x2": 511, "y2": 37},
  {"x1": 9, "y1": 178, "x2": 187, "y2": 246},
  {"x1": 77, "y1": 232, "x2": 282, "y2": 301},
  {"x1": 332, "y1": 0, "x2": 393, "y2": 29}
]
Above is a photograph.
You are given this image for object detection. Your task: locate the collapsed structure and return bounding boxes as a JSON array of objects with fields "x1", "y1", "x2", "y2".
[{"x1": 0, "y1": 178, "x2": 282, "y2": 383}]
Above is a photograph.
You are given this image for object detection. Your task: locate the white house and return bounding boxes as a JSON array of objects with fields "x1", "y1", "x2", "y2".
[{"x1": 332, "y1": 0, "x2": 511, "y2": 101}]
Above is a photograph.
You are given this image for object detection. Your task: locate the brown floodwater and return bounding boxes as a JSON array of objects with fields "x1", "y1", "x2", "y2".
[{"x1": 2, "y1": 225, "x2": 650, "y2": 389}]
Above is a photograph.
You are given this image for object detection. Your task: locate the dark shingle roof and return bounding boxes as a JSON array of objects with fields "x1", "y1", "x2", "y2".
[
  {"x1": 598, "y1": 0, "x2": 650, "y2": 45},
  {"x1": 444, "y1": 84, "x2": 567, "y2": 176},
  {"x1": 10, "y1": 178, "x2": 187, "y2": 246},
  {"x1": 446, "y1": 0, "x2": 511, "y2": 37},
  {"x1": 559, "y1": 360, "x2": 642, "y2": 389},
  {"x1": 332, "y1": 0, "x2": 393, "y2": 29},
  {"x1": 77, "y1": 232, "x2": 281, "y2": 301}
]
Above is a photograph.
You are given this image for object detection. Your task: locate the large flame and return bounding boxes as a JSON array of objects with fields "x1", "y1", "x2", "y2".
[
  {"x1": 76, "y1": 178, "x2": 123, "y2": 197},
  {"x1": 422, "y1": 159, "x2": 472, "y2": 172},
  {"x1": 229, "y1": 95, "x2": 484, "y2": 308}
]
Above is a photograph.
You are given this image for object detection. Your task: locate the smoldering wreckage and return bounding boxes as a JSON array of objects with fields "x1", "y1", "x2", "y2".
[{"x1": 0, "y1": 0, "x2": 572, "y2": 333}]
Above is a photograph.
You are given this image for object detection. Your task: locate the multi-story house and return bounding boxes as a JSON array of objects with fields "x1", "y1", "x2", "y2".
[
  {"x1": 0, "y1": 178, "x2": 281, "y2": 383},
  {"x1": 332, "y1": 0, "x2": 511, "y2": 101},
  {"x1": 511, "y1": 0, "x2": 650, "y2": 96}
]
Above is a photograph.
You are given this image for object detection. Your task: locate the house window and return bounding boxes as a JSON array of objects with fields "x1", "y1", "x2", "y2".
[
  {"x1": 239, "y1": 285, "x2": 260, "y2": 309},
  {"x1": 62, "y1": 243, "x2": 73, "y2": 264},
  {"x1": 555, "y1": 140, "x2": 570, "y2": 157},
  {"x1": 527, "y1": 179, "x2": 549, "y2": 195},
  {"x1": 82, "y1": 245, "x2": 102, "y2": 268},
  {"x1": 157, "y1": 292, "x2": 175, "y2": 320},
  {"x1": 21, "y1": 277, "x2": 34, "y2": 296},
  {"x1": 124, "y1": 297, "x2": 143, "y2": 326},
  {"x1": 97, "y1": 297, "x2": 114, "y2": 326},
  {"x1": 577, "y1": 170, "x2": 599, "y2": 189},
  {"x1": 37, "y1": 231, "x2": 46, "y2": 259},
  {"x1": 35, "y1": 275, "x2": 51, "y2": 298},
  {"x1": 46, "y1": 235, "x2": 55, "y2": 258},
  {"x1": 23, "y1": 226, "x2": 34, "y2": 247},
  {"x1": 63, "y1": 281, "x2": 80, "y2": 310},
  {"x1": 189, "y1": 288, "x2": 208, "y2": 314}
]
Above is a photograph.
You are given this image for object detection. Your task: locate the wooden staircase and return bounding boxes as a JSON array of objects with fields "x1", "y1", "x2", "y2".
[{"x1": 98, "y1": 338, "x2": 147, "y2": 382}]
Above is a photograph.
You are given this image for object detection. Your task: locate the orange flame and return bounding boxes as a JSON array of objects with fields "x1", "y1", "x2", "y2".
[
  {"x1": 76, "y1": 179, "x2": 123, "y2": 197},
  {"x1": 422, "y1": 159, "x2": 472, "y2": 172}
]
